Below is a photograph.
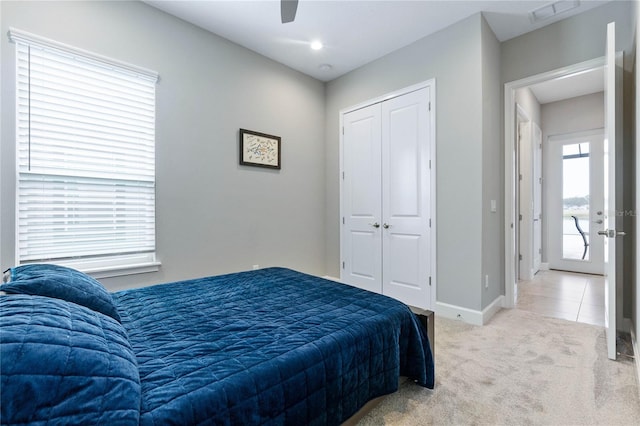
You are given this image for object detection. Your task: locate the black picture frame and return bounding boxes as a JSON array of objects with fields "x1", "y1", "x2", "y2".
[{"x1": 239, "y1": 128, "x2": 281, "y2": 169}]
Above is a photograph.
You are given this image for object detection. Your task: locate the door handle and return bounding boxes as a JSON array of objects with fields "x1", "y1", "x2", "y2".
[
  {"x1": 594, "y1": 219, "x2": 603, "y2": 224},
  {"x1": 370, "y1": 222, "x2": 380, "y2": 228},
  {"x1": 598, "y1": 229, "x2": 626, "y2": 237},
  {"x1": 383, "y1": 223, "x2": 390, "y2": 229}
]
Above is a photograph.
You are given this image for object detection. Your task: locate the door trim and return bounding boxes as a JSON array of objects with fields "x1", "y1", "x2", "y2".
[
  {"x1": 339, "y1": 79, "x2": 437, "y2": 310},
  {"x1": 504, "y1": 57, "x2": 605, "y2": 308}
]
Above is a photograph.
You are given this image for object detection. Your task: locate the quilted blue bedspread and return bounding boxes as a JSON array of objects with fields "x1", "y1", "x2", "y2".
[{"x1": 113, "y1": 267, "x2": 434, "y2": 425}]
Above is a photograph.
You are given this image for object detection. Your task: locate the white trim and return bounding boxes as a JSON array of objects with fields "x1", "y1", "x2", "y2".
[
  {"x1": 340, "y1": 81, "x2": 433, "y2": 115},
  {"x1": 339, "y1": 79, "x2": 437, "y2": 311},
  {"x1": 436, "y1": 296, "x2": 504, "y2": 326},
  {"x1": 482, "y1": 296, "x2": 505, "y2": 324},
  {"x1": 504, "y1": 57, "x2": 605, "y2": 310},
  {"x1": 540, "y1": 262, "x2": 550, "y2": 271},
  {"x1": 435, "y1": 301, "x2": 483, "y2": 325},
  {"x1": 629, "y1": 321, "x2": 640, "y2": 398},
  {"x1": 88, "y1": 262, "x2": 161, "y2": 280},
  {"x1": 56, "y1": 253, "x2": 161, "y2": 279},
  {"x1": 7, "y1": 27, "x2": 158, "y2": 82},
  {"x1": 546, "y1": 128, "x2": 605, "y2": 142}
]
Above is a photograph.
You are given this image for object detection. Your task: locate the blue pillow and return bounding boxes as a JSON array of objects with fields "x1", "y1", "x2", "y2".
[
  {"x1": 0, "y1": 294, "x2": 140, "y2": 425},
  {"x1": 2, "y1": 264, "x2": 121, "y2": 322}
]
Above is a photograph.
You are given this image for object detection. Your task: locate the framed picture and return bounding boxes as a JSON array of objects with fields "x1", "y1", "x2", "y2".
[{"x1": 239, "y1": 128, "x2": 281, "y2": 169}]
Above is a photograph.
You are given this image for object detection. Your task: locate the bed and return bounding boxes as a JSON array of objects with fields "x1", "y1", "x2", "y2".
[{"x1": 1, "y1": 265, "x2": 434, "y2": 425}]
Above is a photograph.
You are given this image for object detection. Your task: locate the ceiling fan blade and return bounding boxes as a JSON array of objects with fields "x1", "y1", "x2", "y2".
[{"x1": 281, "y1": 0, "x2": 298, "y2": 23}]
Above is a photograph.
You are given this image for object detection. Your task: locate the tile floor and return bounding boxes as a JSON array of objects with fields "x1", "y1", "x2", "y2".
[{"x1": 516, "y1": 269, "x2": 605, "y2": 327}]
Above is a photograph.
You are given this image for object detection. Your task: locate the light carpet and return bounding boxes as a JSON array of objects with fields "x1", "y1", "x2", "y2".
[{"x1": 357, "y1": 308, "x2": 639, "y2": 425}]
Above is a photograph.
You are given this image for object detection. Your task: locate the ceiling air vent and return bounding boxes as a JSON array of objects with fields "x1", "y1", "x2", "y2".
[{"x1": 529, "y1": 0, "x2": 580, "y2": 23}]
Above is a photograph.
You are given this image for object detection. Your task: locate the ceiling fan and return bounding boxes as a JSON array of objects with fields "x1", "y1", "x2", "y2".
[{"x1": 281, "y1": 0, "x2": 299, "y2": 23}]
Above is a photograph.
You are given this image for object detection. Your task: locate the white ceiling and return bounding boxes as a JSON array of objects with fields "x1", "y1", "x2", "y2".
[
  {"x1": 529, "y1": 66, "x2": 604, "y2": 104},
  {"x1": 145, "y1": 0, "x2": 612, "y2": 82}
]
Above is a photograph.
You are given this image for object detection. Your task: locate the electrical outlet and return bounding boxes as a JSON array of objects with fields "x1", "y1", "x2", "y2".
[{"x1": 485, "y1": 274, "x2": 489, "y2": 289}]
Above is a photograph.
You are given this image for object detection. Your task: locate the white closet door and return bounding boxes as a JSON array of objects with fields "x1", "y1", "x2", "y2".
[
  {"x1": 382, "y1": 87, "x2": 431, "y2": 309},
  {"x1": 342, "y1": 104, "x2": 382, "y2": 293}
]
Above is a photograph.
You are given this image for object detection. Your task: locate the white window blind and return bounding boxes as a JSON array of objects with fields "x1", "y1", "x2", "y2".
[{"x1": 10, "y1": 29, "x2": 159, "y2": 270}]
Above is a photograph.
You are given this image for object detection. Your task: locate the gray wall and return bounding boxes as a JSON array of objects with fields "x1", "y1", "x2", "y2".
[
  {"x1": 480, "y1": 16, "x2": 503, "y2": 309},
  {"x1": 325, "y1": 14, "x2": 489, "y2": 312},
  {"x1": 502, "y1": 1, "x2": 635, "y2": 83},
  {"x1": 0, "y1": 1, "x2": 326, "y2": 291},
  {"x1": 541, "y1": 93, "x2": 605, "y2": 138}
]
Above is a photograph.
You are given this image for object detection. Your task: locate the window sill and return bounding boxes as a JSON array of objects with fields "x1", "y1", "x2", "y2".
[
  {"x1": 55, "y1": 254, "x2": 161, "y2": 279},
  {"x1": 85, "y1": 262, "x2": 161, "y2": 280}
]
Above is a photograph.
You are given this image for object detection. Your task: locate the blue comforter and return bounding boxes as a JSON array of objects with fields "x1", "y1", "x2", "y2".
[{"x1": 1, "y1": 266, "x2": 433, "y2": 425}]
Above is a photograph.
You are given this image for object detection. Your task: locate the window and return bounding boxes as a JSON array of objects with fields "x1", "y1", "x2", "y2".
[{"x1": 10, "y1": 29, "x2": 159, "y2": 275}]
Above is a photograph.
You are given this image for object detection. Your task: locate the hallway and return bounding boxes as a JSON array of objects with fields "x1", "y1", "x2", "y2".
[{"x1": 516, "y1": 269, "x2": 605, "y2": 327}]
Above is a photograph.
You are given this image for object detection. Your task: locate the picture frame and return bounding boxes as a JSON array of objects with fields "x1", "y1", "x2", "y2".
[{"x1": 239, "y1": 128, "x2": 281, "y2": 169}]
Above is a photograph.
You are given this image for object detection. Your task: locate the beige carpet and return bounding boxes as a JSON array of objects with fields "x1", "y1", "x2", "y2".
[{"x1": 357, "y1": 308, "x2": 639, "y2": 425}]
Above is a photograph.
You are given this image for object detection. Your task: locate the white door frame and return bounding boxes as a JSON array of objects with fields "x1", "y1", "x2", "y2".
[
  {"x1": 339, "y1": 79, "x2": 437, "y2": 310},
  {"x1": 504, "y1": 58, "x2": 604, "y2": 308}
]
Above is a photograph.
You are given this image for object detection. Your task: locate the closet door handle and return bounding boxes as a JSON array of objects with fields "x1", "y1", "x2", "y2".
[
  {"x1": 370, "y1": 222, "x2": 380, "y2": 228},
  {"x1": 383, "y1": 223, "x2": 390, "y2": 229}
]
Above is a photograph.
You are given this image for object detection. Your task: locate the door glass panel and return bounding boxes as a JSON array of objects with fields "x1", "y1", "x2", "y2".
[{"x1": 562, "y1": 142, "x2": 590, "y2": 260}]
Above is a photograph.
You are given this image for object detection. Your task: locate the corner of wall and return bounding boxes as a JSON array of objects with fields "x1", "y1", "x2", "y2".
[{"x1": 480, "y1": 10, "x2": 504, "y2": 310}]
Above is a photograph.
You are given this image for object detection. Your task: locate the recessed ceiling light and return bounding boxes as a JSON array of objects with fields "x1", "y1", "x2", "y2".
[
  {"x1": 318, "y1": 64, "x2": 333, "y2": 71},
  {"x1": 310, "y1": 40, "x2": 323, "y2": 51}
]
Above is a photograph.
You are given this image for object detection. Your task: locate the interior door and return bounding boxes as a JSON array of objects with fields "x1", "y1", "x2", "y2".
[
  {"x1": 518, "y1": 121, "x2": 534, "y2": 280},
  {"x1": 381, "y1": 87, "x2": 431, "y2": 309},
  {"x1": 602, "y1": 21, "x2": 621, "y2": 360},
  {"x1": 341, "y1": 104, "x2": 382, "y2": 294},
  {"x1": 532, "y1": 122, "x2": 542, "y2": 273}
]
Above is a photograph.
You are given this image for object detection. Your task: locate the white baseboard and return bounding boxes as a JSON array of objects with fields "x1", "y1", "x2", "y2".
[
  {"x1": 540, "y1": 263, "x2": 550, "y2": 271},
  {"x1": 436, "y1": 301, "x2": 483, "y2": 325},
  {"x1": 628, "y1": 320, "x2": 640, "y2": 398},
  {"x1": 322, "y1": 275, "x2": 342, "y2": 283},
  {"x1": 482, "y1": 295, "x2": 504, "y2": 324},
  {"x1": 436, "y1": 295, "x2": 504, "y2": 326}
]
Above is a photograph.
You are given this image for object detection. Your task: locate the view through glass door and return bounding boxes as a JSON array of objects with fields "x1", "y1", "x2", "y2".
[{"x1": 548, "y1": 130, "x2": 604, "y2": 275}]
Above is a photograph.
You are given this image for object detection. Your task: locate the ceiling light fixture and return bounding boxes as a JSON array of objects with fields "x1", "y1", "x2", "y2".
[
  {"x1": 318, "y1": 64, "x2": 333, "y2": 71},
  {"x1": 310, "y1": 40, "x2": 323, "y2": 51}
]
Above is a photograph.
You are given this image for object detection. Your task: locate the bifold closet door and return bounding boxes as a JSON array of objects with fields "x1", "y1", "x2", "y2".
[
  {"x1": 381, "y1": 88, "x2": 431, "y2": 309},
  {"x1": 342, "y1": 104, "x2": 382, "y2": 294}
]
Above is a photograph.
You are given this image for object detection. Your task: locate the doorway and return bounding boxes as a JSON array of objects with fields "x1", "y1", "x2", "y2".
[
  {"x1": 504, "y1": 57, "x2": 605, "y2": 309},
  {"x1": 547, "y1": 130, "x2": 605, "y2": 274}
]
